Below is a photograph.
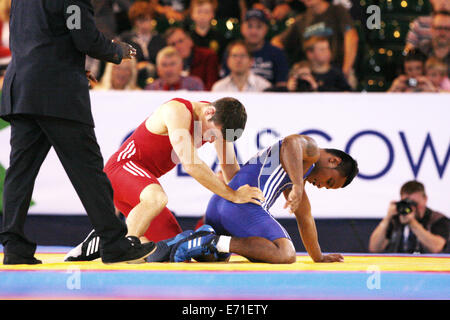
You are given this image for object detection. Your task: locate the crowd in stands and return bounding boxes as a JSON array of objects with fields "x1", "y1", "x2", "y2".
[{"x1": 0, "y1": 0, "x2": 448, "y2": 92}]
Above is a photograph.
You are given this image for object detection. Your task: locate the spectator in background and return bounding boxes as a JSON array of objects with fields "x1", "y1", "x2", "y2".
[
  {"x1": 303, "y1": 36, "x2": 352, "y2": 91},
  {"x1": 271, "y1": 0, "x2": 358, "y2": 83},
  {"x1": 96, "y1": 59, "x2": 139, "y2": 90},
  {"x1": 388, "y1": 49, "x2": 437, "y2": 92},
  {"x1": 145, "y1": 46, "x2": 204, "y2": 90},
  {"x1": 165, "y1": 27, "x2": 219, "y2": 90},
  {"x1": 221, "y1": 9, "x2": 289, "y2": 87},
  {"x1": 188, "y1": 0, "x2": 228, "y2": 60},
  {"x1": 151, "y1": 0, "x2": 190, "y2": 22},
  {"x1": 404, "y1": 0, "x2": 450, "y2": 54},
  {"x1": 265, "y1": 60, "x2": 318, "y2": 92},
  {"x1": 120, "y1": 1, "x2": 166, "y2": 88},
  {"x1": 212, "y1": 40, "x2": 271, "y2": 92},
  {"x1": 369, "y1": 181, "x2": 449, "y2": 254},
  {"x1": 249, "y1": 0, "x2": 301, "y2": 21},
  {"x1": 425, "y1": 57, "x2": 450, "y2": 92},
  {"x1": 418, "y1": 11, "x2": 450, "y2": 74}
]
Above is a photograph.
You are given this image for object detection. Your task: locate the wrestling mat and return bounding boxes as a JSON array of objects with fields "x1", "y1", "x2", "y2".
[{"x1": 0, "y1": 246, "x2": 449, "y2": 299}]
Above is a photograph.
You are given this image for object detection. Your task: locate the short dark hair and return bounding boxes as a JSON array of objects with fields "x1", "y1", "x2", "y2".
[
  {"x1": 403, "y1": 49, "x2": 427, "y2": 64},
  {"x1": 210, "y1": 97, "x2": 247, "y2": 142},
  {"x1": 400, "y1": 180, "x2": 426, "y2": 196},
  {"x1": 325, "y1": 149, "x2": 359, "y2": 188},
  {"x1": 164, "y1": 27, "x2": 190, "y2": 41},
  {"x1": 226, "y1": 40, "x2": 253, "y2": 59}
]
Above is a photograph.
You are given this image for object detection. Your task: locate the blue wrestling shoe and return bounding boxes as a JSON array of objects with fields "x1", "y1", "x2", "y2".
[
  {"x1": 170, "y1": 225, "x2": 220, "y2": 262},
  {"x1": 146, "y1": 230, "x2": 193, "y2": 262}
]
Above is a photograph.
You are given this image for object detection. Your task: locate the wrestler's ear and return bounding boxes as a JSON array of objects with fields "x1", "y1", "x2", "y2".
[
  {"x1": 328, "y1": 155, "x2": 342, "y2": 167},
  {"x1": 204, "y1": 106, "x2": 216, "y2": 121}
]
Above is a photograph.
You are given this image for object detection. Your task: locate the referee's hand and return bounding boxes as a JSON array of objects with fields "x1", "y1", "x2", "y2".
[{"x1": 113, "y1": 40, "x2": 137, "y2": 59}]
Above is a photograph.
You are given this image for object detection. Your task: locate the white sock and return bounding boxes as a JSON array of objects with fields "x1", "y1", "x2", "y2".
[{"x1": 216, "y1": 236, "x2": 232, "y2": 253}]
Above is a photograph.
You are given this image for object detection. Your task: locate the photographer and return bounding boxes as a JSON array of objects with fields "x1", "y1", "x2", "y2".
[
  {"x1": 265, "y1": 61, "x2": 318, "y2": 92},
  {"x1": 369, "y1": 181, "x2": 449, "y2": 254},
  {"x1": 388, "y1": 49, "x2": 438, "y2": 92}
]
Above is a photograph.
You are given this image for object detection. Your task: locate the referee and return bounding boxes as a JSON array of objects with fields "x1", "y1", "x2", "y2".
[{"x1": 0, "y1": 0, "x2": 155, "y2": 264}]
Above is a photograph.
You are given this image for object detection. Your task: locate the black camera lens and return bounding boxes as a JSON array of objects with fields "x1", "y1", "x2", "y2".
[{"x1": 396, "y1": 199, "x2": 417, "y2": 215}]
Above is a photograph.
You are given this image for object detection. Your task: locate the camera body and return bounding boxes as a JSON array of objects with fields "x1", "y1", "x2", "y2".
[
  {"x1": 396, "y1": 199, "x2": 417, "y2": 215},
  {"x1": 407, "y1": 78, "x2": 417, "y2": 87}
]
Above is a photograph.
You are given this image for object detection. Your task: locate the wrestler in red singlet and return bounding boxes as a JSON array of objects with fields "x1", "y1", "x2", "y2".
[{"x1": 104, "y1": 98, "x2": 206, "y2": 242}]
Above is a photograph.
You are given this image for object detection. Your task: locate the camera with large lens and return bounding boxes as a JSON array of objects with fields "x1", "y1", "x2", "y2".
[{"x1": 396, "y1": 199, "x2": 417, "y2": 215}]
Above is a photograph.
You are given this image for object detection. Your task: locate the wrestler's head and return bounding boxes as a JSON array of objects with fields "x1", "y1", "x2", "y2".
[
  {"x1": 306, "y1": 149, "x2": 358, "y2": 189},
  {"x1": 200, "y1": 97, "x2": 247, "y2": 144}
]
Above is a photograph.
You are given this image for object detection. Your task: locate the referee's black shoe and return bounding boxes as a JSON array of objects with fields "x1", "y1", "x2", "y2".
[
  {"x1": 3, "y1": 253, "x2": 42, "y2": 265},
  {"x1": 101, "y1": 236, "x2": 156, "y2": 264}
]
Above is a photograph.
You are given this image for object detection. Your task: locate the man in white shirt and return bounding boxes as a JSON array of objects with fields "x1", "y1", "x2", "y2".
[{"x1": 212, "y1": 40, "x2": 271, "y2": 92}]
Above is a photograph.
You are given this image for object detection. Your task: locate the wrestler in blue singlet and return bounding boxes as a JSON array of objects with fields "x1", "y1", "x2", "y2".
[{"x1": 205, "y1": 139, "x2": 315, "y2": 241}]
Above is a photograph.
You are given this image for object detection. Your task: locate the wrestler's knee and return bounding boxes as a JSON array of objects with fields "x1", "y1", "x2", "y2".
[
  {"x1": 274, "y1": 238, "x2": 296, "y2": 264},
  {"x1": 139, "y1": 184, "x2": 168, "y2": 209}
]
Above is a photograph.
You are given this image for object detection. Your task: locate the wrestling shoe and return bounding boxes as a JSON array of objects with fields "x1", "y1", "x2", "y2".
[
  {"x1": 146, "y1": 230, "x2": 194, "y2": 262},
  {"x1": 64, "y1": 229, "x2": 100, "y2": 262},
  {"x1": 170, "y1": 225, "x2": 220, "y2": 262}
]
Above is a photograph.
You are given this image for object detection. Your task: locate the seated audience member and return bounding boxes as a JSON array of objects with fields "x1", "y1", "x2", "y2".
[
  {"x1": 418, "y1": 11, "x2": 450, "y2": 73},
  {"x1": 221, "y1": 9, "x2": 289, "y2": 87},
  {"x1": 151, "y1": 0, "x2": 190, "y2": 22},
  {"x1": 388, "y1": 49, "x2": 437, "y2": 92},
  {"x1": 188, "y1": 0, "x2": 228, "y2": 60},
  {"x1": 212, "y1": 40, "x2": 271, "y2": 92},
  {"x1": 96, "y1": 59, "x2": 139, "y2": 90},
  {"x1": 404, "y1": 0, "x2": 450, "y2": 54},
  {"x1": 369, "y1": 181, "x2": 449, "y2": 254},
  {"x1": 120, "y1": 1, "x2": 166, "y2": 87},
  {"x1": 145, "y1": 46, "x2": 205, "y2": 90},
  {"x1": 265, "y1": 60, "x2": 318, "y2": 92},
  {"x1": 303, "y1": 36, "x2": 352, "y2": 91},
  {"x1": 425, "y1": 57, "x2": 450, "y2": 92},
  {"x1": 271, "y1": 0, "x2": 358, "y2": 80},
  {"x1": 165, "y1": 27, "x2": 219, "y2": 90}
]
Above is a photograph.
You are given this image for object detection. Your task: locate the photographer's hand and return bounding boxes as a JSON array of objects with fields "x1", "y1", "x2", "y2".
[
  {"x1": 399, "y1": 212, "x2": 415, "y2": 225},
  {"x1": 386, "y1": 201, "x2": 398, "y2": 220}
]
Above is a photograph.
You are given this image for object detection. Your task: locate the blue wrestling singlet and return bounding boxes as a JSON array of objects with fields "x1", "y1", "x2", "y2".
[{"x1": 205, "y1": 140, "x2": 315, "y2": 241}]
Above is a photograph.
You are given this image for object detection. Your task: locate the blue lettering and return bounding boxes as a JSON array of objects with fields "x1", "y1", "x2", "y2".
[
  {"x1": 256, "y1": 128, "x2": 280, "y2": 150},
  {"x1": 346, "y1": 130, "x2": 394, "y2": 180},
  {"x1": 299, "y1": 129, "x2": 332, "y2": 142},
  {"x1": 399, "y1": 132, "x2": 449, "y2": 179}
]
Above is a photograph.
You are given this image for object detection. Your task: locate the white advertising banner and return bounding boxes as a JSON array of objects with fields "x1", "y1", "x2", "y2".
[{"x1": 0, "y1": 91, "x2": 449, "y2": 218}]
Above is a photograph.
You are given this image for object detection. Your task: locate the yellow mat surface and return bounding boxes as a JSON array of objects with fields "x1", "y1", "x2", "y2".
[{"x1": 1, "y1": 253, "x2": 449, "y2": 272}]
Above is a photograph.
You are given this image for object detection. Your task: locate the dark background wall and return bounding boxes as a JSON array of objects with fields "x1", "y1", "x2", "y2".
[{"x1": 5, "y1": 214, "x2": 381, "y2": 253}]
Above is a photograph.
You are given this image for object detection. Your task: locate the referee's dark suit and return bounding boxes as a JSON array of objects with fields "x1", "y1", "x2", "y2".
[{"x1": 0, "y1": 0, "x2": 154, "y2": 264}]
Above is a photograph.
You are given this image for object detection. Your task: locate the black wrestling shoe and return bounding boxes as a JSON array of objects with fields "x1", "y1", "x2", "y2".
[
  {"x1": 3, "y1": 253, "x2": 42, "y2": 265},
  {"x1": 64, "y1": 229, "x2": 100, "y2": 262},
  {"x1": 101, "y1": 236, "x2": 156, "y2": 264}
]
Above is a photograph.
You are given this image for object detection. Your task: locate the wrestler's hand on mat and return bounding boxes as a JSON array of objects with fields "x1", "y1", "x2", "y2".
[
  {"x1": 233, "y1": 184, "x2": 265, "y2": 205},
  {"x1": 318, "y1": 253, "x2": 344, "y2": 263}
]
